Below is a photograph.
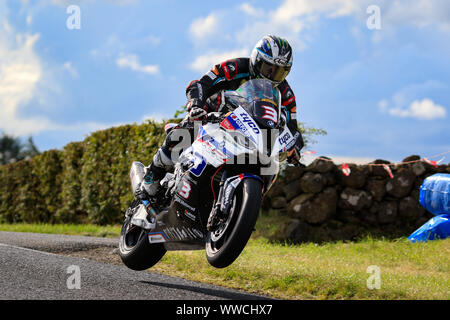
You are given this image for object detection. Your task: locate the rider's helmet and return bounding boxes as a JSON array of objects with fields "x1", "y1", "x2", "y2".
[{"x1": 249, "y1": 35, "x2": 293, "y2": 86}]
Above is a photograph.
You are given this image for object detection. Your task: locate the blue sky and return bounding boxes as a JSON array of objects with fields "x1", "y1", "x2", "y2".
[{"x1": 1, "y1": 0, "x2": 449, "y2": 164}]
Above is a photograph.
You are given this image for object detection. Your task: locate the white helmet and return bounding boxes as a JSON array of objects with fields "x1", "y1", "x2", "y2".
[{"x1": 249, "y1": 35, "x2": 293, "y2": 85}]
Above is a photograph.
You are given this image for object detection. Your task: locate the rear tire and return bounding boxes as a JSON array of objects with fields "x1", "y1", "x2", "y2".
[
  {"x1": 205, "y1": 178, "x2": 262, "y2": 268},
  {"x1": 119, "y1": 205, "x2": 166, "y2": 271}
]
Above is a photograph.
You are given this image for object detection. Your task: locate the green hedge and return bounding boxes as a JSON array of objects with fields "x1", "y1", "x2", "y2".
[{"x1": 0, "y1": 121, "x2": 169, "y2": 225}]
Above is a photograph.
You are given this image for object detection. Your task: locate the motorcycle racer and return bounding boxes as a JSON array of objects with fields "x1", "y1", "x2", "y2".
[{"x1": 135, "y1": 35, "x2": 304, "y2": 200}]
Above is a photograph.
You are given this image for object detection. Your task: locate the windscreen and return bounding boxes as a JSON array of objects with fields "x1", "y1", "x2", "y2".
[
  {"x1": 225, "y1": 79, "x2": 280, "y2": 111},
  {"x1": 224, "y1": 79, "x2": 283, "y2": 157},
  {"x1": 225, "y1": 79, "x2": 282, "y2": 129}
]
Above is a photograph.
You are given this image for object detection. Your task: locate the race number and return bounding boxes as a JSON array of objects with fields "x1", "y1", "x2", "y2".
[{"x1": 178, "y1": 181, "x2": 192, "y2": 199}]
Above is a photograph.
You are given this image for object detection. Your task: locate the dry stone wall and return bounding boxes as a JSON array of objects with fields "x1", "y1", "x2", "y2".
[{"x1": 262, "y1": 155, "x2": 450, "y2": 243}]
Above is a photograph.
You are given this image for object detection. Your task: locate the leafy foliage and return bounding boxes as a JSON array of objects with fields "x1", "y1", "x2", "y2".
[
  {"x1": 0, "y1": 122, "x2": 166, "y2": 224},
  {"x1": 0, "y1": 133, "x2": 40, "y2": 165},
  {"x1": 173, "y1": 104, "x2": 187, "y2": 119},
  {"x1": 298, "y1": 121, "x2": 327, "y2": 148}
]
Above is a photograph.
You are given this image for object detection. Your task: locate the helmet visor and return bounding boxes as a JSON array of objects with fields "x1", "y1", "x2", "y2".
[{"x1": 258, "y1": 61, "x2": 291, "y2": 83}]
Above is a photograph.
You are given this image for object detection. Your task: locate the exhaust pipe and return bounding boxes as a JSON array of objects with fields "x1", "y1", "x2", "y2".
[{"x1": 129, "y1": 161, "x2": 146, "y2": 194}]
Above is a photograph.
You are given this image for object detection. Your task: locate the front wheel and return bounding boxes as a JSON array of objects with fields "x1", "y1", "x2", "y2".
[
  {"x1": 205, "y1": 178, "x2": 262, "y2": 268},
  {"x1": 119, "y1": 203, "x2": 166, "y2": 271}
]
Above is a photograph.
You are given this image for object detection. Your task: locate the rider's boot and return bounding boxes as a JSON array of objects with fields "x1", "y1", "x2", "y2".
[{"x1": 134, "y1": 148, "x2": 174, "y2": 201}]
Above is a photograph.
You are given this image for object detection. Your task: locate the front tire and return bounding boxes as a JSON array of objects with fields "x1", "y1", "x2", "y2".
[
  {"x1": 119, "y1": 204, "x2": 166, "y2": 271},
  {"x1": 205, "y1": 178, "x2": 262, "y2": 268}
]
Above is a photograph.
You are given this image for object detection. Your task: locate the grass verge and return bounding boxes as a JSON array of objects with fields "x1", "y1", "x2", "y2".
[
  {"x1": 0, "y1": 223, "x2": 121, "y2": 238},
  {"x1": 152, "y1": 236, "x2": 450, "y2": 300},
  {"x1": 1, "y1": 222, "x2": 448, "y2": 299}
]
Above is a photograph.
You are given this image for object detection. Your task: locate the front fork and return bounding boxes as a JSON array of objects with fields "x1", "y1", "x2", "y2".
[
  {"x1": 207, "y1": 170, "x2": 228, "y2": 231},
  {"x1": 207, "y1": 171, "x2": 264, "y2": 231}
]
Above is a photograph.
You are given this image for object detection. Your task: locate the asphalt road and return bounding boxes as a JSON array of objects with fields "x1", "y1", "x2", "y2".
[{"x1": 0, "y1": 232, "x2": 270, "y2": 300}]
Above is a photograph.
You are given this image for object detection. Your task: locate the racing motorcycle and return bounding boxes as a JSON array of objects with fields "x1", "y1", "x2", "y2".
[{"x1": 118, "y1": 79, "x2": 298, "y2": 270}]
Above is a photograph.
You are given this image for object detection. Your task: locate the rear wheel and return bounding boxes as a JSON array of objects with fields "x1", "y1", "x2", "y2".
[
  {"x1": 205, "y1": 178, "x2": 262, "y2": 268},
  {"x1": 119, "y1": 202, "x2": 166, "y2": 271}
]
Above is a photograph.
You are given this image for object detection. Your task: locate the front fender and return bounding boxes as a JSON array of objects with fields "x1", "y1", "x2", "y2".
[{"x1": 220, "y1": 174, "x2": 263, "y2": 214}]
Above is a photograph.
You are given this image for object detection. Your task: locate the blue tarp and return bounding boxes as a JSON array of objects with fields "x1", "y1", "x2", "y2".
[
  {"x1": 408, "y1": 173, "x2": 450, "y2": 243},
  {"x1": 408, "y1": 214, "x2": 450, "y2": 243},
  {"x1": 419, "y1": 173, "x2": 450, "y2": 215}
]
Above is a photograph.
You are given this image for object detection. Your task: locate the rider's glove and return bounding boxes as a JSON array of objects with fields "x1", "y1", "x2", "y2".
[
  {"x1": 287, "y1": 132, "x2": 303, "y2": 166},
  {"x1": 186, "y1": 99, "x2": 199, "y2": 111},
  {"x1": 186, "y1": 99, "x2": 207, "y2": 121},
  {"x1": 287, "y1": 146, "x2": 301, "y2": 165},
  {"x1": 188, "y1": 106, "x2": 207, "y2": 121}
]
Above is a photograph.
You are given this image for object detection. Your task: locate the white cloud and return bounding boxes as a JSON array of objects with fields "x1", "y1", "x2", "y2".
[
  {"x1": 49, "y1": 0, "x2": 138, "y2": 6},
  {"x1": 273, "y1": 0, "x2": 359, "y2": 21},
  {"x1": 240, "y1": 3, "x2": 264, "y2": 16},
  {"x1": 0, "y1": 11, "x2": 116, "y2": 137},
  {"x1": 381, "y1": 0, "x2": 450, "y2": 32},
  {"x1": 379, "y1": 81, "x2": 447, "y2": 120},
  {"x1": 190, "y1": 48, "x2": 249, "y2": 73},
  {"x1": 189, "y1": 13, "x2": 218, "y2": 39},
  {"x1": 236, "y1": 0, "x2": 450, "y2": 52},
  {"x1": 116, "y1": 53, "x2": 159, "y2": 75},
  {"x1": 389, "y1": 98, "x2": 446, "y2": 120},
  {"x1": 271, "y1": 0, "x2": 450, "y2": 29},
  {"x1": 52, "y1": 121, "x2": 124, "y2": 134},
  {"x1": 188, "y1": 1, "x2": 361, "y2": 57},
  {"x1": 301, "y1": 153, "x2": 375, "y2": 165},
  {"x1": 378, "y1": 99, "x2": 388, "y2": 112},
  {"x1": 327, "y1": 155, "x2": 375, "y2": 165},
  {"x1": 0, "y1": 24, "x2": 48, "y2": 135},
  {"x1": 62, "y1": 61, "x2": 79, "y2": 78},
  {"x1": 231, "y1": 0, "x2": 358, "y2": 51},
  {"x1": 235, "y1": 6, "x2": 309, "y2": 50},
  {"x1": 141, "y1": 112, "x2": 170, "y2": 123},
  {"x1": 143, "y1": 35, "x2": 161, "y2": 46}
]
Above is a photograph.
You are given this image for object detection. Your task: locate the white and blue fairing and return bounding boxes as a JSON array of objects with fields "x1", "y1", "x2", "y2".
[
  {"x1": 179, "y1": 106, "x2": 296, "y2": 175},
  {"x1": 179, "y1": 79, "x2": 297, "y2": 176}
]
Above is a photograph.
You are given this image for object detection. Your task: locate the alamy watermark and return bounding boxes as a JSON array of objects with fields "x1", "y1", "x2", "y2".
[
  {"x1": 66, "y1": 5, "x2": 81, "y2": 30},
  {"x1": 366, "y1": 265, "x2": 381, "y2": 290},
  {"x1": 66, "y1": 265, "x2": 81, "y2": 289},
  {"x1": 165, "y1": 123, "x2": 288, "y2": 176},
  {"x1": 366, "y1": 5, "x2": 381, "y2": 30},
  {"x1": 65, "y1": 4, "x2": 380, "y2": 31}
]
